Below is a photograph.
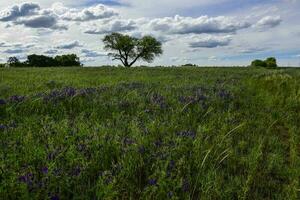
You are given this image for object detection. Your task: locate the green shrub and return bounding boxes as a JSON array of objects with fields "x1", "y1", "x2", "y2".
[
  {"x1": 251, "y1": 59, "x2": 267, "y2": 67},
  {"x1": 265, "y1": 57, "x2": 277, "y2": 68}
]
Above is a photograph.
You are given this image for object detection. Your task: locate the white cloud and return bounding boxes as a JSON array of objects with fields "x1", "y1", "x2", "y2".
[
  {"x1": 56, "y1": 41, "x2": 82, "y2": 49},
  {"x1": 84, "y1": 18, "x2": 136, "y2": 34},
  {"x1": 189, "y1": 35, "x2": 232, "y2": 48},
  {"x1": 147, "y1": 15, "x2": 250, "y2": 34},
  {"x1": 60, "y1": 4, "x2": 118, "y2": 22},
  {"x1": 255, "y1": 16, "x2": 282, "y2": 30}
]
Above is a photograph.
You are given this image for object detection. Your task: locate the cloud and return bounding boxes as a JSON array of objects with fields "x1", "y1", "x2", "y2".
[
  {"x1": 238, "y1": 47, "x2": 268, "y2": 54},
  {"x1": 3, "y1": 48, "x2": 24, "y2": 54},
  {"x1": 0, "y1": 2, "x2": 67, "y2": 30},
  {"x1": 84, "y1": 18, "x2": 136, "y2": 34},
  {"x1": 0, "y1": 2, "x2": 40, "y2": 22},
  {"x1": 56, "y1": 41, "x2": 82, "y2": 49},
  {"x1": 44, "y1": 49, "x2": 59, "y2": 54},
  {"x1": 147, "y1": 15, "x2": 250, "y2": 34},
  {"x1": 81, "y1": 49, "x2": 107, "y2": 57},
  {"x1": 189, "y1": 35, "x2": 232, "y2": 48},
  {"x1": 60, "y1": 4, "x2": 118, "y2": 22},
  {"x1": 255, "y1": 16, "x2": 282, "y2": 30},
  {"x1": 15, "y1": 14, "x2": 67, "y2": 30}
]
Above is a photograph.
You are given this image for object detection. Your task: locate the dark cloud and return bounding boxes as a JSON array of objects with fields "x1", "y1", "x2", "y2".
[
  {"x1": 56, "y1": 41, "x2": 82, "y2": 49},
  {"x1": 14, "y1": 15, "x2": 67, "y2": 30},
  {"x1": 44, "y1": 49, "x2": 59, "y2": 54},
  {"x1": 3, "y1": 48, "x2": 24, "y2": 54},
  {"x1": 0, "y1": 3, "x2": 40, "y2": 22},
  {"x1": 189, "y1": 36, "x2": 232, "y2": 48},
  {"x1": 81, "y1": 49, "x2": 106, "y2": 57}
]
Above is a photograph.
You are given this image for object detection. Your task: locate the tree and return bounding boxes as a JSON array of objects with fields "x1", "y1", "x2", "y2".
[
  {"x1": 26, "y1": 54, "x2": 56, "y2": 67},
  {"x1": 7, "y1": 57, "x2": 22, "y2": 67},
  {"x1": 251, "y1": 59, "x2": 267, "y2": 67},
  {"x1": 250, "y1": 57, "x2": 278, "y2": 68},
  {"x1": 103, "y1": 33, "x2": 163, "y2": 67},
  {"x1": 265, "y1": 57, "x2": 277, "y2": 68},
  {"x1": 54, "y1": 54, "x2": 81, "y2": 66}
]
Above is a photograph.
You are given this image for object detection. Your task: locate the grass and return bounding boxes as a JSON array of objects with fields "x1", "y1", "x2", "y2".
[{"x1": 0, "y1": 67, "x2": 299, "y2": 199}]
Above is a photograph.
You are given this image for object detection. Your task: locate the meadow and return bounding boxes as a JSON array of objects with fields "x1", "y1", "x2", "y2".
[{"x1": 0, "y1": 67, "x2": 299, "y2": 199}]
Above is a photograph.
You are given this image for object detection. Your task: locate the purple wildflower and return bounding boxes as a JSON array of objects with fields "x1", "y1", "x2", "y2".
[
  {"x1": 182, "y1": 178, "x2": 190, "y2": 192},
  {"x1": 148, "y1": 178, "x2": 157, "y2": 186},
  {"x1": 150, "y1": 93, "x2": 167, "y2": 108},
  {"x1": 50, "y1": 195, "x2": 60, "y2": 200},
  {"x1": 41, "y1": 166, "x2": 48, "y2": 174},
  {"x1": 0, "y1": 124, "x2": 7, "y2": 131},
  {"x1": 138, "y1": 146, "x2": 146, "y2": 154},
  {"x1": 218, "y1": 89, "x2": 231, "y2": 100},
  {"x1": 9, "y1": 95, "x2": 25, "y2": 103},
  {"x1": 71, "y1": 166, "x2": 81, "y2": 176},
  {"x1": 123, "y1": 137, "x2": 135, "y2": 145},
  {"x1": 62, "y1": 87, "x2": 76, "y2": 97},
  {"x1": 176, "y1": 130, "x2": 196, "y2": 140},
  {"x1": 0, "y1": 99, "x2": 6, "y2": 105}
]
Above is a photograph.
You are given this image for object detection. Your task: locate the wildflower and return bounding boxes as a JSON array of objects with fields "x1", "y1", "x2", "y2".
[
  {"x1": 138, "y1": 145, "x2": 146, "y2": 154},
  {"x1": 9, "y1": 95, "x2": 25, "y2": 103},
  {"x1": 176, "y1": 130, "x2": 196, "y2": 140},
  {"x1": 50, "y1": 195, "x2": 60, "y2": 200},
  {"x1": 0, "y1": 124, "x2": 7, "y2": 131},
  {"x1": 148, "y1": 178, "x2": 157, "y2": 186},
  {"x1": 182, "y1": 178, "x2": 190, "y2": 192},
  {"x1": 0, "y1": 99, "x2": 6, "y2": 105},
  {"x1": 41, "y1": 167, "x2": 48, "y2": 174},
  {"x1": 62, "y1": 87, "x2": 76, "y2": 97}
]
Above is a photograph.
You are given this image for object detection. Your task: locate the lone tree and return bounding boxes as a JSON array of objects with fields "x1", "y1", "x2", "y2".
[{"x1": 103, "y1": 33, "x2": 163, "y2": 67}]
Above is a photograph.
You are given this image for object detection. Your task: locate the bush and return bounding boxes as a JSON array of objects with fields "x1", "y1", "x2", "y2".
[
  {"x1": 265, "y1": 57, "x2": 277, "y2": 68},
  {"x1": 251, "y1": 57, "x2": 277, "y2": 68},
  {"x1": 251, "y1": 59, "x2": 267, "y2": 67}
]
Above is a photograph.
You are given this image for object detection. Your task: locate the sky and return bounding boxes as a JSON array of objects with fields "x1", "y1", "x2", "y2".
[{"x1": 0, "y1": 0, "x2": 300, "y2": 66}]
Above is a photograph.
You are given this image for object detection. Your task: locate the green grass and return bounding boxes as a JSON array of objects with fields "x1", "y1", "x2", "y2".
[{"x1": 0, "y1": 67, "x2": 299, "y2": 199}]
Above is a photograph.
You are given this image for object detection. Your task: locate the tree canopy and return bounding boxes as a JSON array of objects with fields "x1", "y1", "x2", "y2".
[
  {"x1": 103, "y1": 33, "x2": 163, "y2": 67},
  {"x1": 6, "y1": 54, "x2": 81, "y2": 67},
  {"x1": 251, "y1": 57, "x2": 278, "y2": 68}
]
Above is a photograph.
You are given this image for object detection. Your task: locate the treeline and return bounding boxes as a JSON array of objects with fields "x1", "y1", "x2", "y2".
[{"x1": 6, "y1": 54, "x2": 81, "y2": 67}]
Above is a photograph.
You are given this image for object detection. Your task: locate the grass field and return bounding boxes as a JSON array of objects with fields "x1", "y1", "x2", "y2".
[{"x1": 0, "y1": 67, "x2": 299, "y2": 199}]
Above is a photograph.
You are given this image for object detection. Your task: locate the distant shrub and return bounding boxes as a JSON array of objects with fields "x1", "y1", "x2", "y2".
[
  {"x1": 251, "y1": 57, "x2": 277, "y2": 68},
  {"x1": 182, "y1": 63, "x2": 198, "y2": 67},
  {"x1": 265, "y1": 57, "x2": 277, "y2": 68},
  {"x1": 251, "y1": 59, "x2": 267, "y2": 67}
]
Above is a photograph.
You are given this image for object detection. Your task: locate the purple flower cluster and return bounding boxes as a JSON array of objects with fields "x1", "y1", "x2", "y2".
[
  {"x1": 176, "y1": 130, "x2": 196, "y2": 140},
  {"x1": 218, "y1": 89, "x2": 232, "y2": 100},
  {"x1": 148, "y1": 178, "x2": 157, "y2": 186},
  {"x1": 0, "y1": 99, "x2": 6, "y2": 105},
  {"x1": 0, "y1": 124, "x2": 7, "y2": 131},
  {"x1": 18, "y1": 172, "x2": 34, "y2": 185},
  {"x1": 181, "y1": 178, "x2": 190, "y2": 192},
  {"x1": 43, "y1": 87, "x2": 98, "y2": 102},
  {"x1": 150, "y1": 93, "x2": 167, "y2": 108},
  {"x1": 9, "y1": 95, "x2": 26, "y2": 103}
]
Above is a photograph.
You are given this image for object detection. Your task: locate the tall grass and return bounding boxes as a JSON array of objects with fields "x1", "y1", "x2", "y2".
[{"x1": 0, "y1": 67, "x2": 299, "y2": 199}]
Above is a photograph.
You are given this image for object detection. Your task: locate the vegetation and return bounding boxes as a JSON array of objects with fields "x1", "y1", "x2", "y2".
[
  {"x1": 0, "y1": 67, "x2": 299, "y2": 199},
  {"x1": 7, "y1": 54, "x2": 81, "y2": 67},
  {"x1": 251, "y1": 57, "x2": 278, "y2": 68},
  {"x1": 103, "y1": 33, "x2": 163, "y2": 67}
]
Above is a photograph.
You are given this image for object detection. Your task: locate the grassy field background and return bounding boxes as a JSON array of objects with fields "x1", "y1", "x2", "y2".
[{"x1": 0, "y1": 67, "x2": 299, "y2": 199}]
